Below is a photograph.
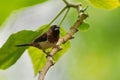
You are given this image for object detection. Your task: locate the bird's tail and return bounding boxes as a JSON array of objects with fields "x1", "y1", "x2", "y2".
[{"x1": 16, "y1": 43, "x2": 32, "y2": 47}]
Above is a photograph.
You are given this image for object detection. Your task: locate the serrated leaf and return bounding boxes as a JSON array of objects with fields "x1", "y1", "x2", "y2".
[
  {"x1": 0, "y1": 0, "x2": 47, "y2": 26},
  {"x1": 89, "y1": 0, "x2": 120, "y2": 10},
  {"x1": 28, "y1": 26, "x2": 70, "y2": 75},
  {"x1": 28, "y1": 47, "x2": 46, "y2": 76},
  {"x1": 78, "y1": 22, "x2": 90, "y2": 31},
  {"x1": 0, "y1": 30, "x2": 40, "y2": 69}
]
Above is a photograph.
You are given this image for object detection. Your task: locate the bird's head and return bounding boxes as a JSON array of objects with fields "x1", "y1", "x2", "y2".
[
  {"x1": 46, "y1": 25, "x2": 60, "y2": 43},
  {"x1": 49, "y1": 25, "x2": 60, "y2": 35},
  {"x1": 50, "y1": 25, "x2": 60, "y2": 31}
]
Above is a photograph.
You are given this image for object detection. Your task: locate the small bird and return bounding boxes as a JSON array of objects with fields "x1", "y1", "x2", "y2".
[{"x1": 16, "y1": 25, "x2": 60, "y2": 53}]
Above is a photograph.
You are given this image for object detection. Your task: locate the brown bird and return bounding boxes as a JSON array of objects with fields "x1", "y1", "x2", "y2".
[{"x1": 16, "y1": 25, "x2": 60, "y2": 53}]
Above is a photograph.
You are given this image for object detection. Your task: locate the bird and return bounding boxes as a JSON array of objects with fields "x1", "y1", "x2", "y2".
[{"x1": 16, "y1": 25, "x2": 60, "y2": 54}]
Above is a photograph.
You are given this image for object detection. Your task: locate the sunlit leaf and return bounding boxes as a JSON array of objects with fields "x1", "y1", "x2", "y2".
[
  {"x1": 28, "y1": 47, "x2": 46, "y2": 76},
  {"x1": 89, "y1": 0, "x2": 120, "y2": 10},
  {"x1": 0, "y1": 0, "x2": 47, "y2": 26},
  {"x1": 78, "y1": 22, "x2": 90, "y2": 31}
]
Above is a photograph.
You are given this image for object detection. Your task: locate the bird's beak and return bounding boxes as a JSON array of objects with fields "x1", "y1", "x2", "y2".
[{"x1": 55, "y1": 27, "x2": 60, "y2": 31}]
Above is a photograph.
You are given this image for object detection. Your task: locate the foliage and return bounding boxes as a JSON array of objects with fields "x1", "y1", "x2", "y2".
[
  {"x1": 0, "y1": 0, "x2": 47, "y2": 26},
  {"x1": 89, "y1": 0, "x2": 120, "y2": 10},
  {"x1": 78, "y1": 22, "x2": 90, "y2": 31},
  {"x1": 0, "y1": 0, "x2": 120, "y2": 80}
]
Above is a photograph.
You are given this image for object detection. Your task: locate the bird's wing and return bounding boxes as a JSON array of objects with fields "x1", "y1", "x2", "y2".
[{"x1": 34, "y1": 33, "x2": 47, "y2": 42}]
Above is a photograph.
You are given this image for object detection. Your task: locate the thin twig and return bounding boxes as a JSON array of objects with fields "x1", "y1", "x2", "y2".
[
  {"x1": 59, "y1": 7, "x2": 70, "y2": 26},
  {"x1": 48, "y1": 6, "x2": 67, "y2": 26},
  {"x1": 63, "y1": 0, "x2": 69, "y2": 5},
  {"x1": 39, "y1": 0, "x2": 88, "y2": 80}
]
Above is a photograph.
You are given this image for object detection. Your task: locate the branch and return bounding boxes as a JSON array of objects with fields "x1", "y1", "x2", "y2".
[
  {"x1": 38, "y1": 56, "x2": 54, "y2": 80},
  {"x1": 39, "y1": 1, "x2": 88, "y2": 80}
]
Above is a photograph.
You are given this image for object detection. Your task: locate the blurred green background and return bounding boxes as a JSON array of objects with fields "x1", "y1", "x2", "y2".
[
  {"x1": 0, "y1": 0, "x2": 47, "y2": 26},
  {"x1": 66, "y1": 0, "x2": 120, "y2": 80},
  {"x1": 0, "y1": 0, "x2": 120, "y2": 80}
]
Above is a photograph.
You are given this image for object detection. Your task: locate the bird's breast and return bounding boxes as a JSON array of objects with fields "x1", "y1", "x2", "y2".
[{"x1": 38, "y1": 40, "x2": 56, "y2": 50}]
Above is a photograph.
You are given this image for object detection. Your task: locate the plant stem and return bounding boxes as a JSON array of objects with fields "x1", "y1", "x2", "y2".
[
  {"x1": 63, "y1": 0, "x2": 69, "y2": 5},
  {"x1": 48, "y1": 6, "x2": 67, "y2": 26},
  {"x1": 59, "y1": 7, "x2": 70, "y2": 26}
]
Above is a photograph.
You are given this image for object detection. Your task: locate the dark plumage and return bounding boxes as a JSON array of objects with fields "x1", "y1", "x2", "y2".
[{"x1": 16, "y1": 25, "x2": 60, "y2": 52}]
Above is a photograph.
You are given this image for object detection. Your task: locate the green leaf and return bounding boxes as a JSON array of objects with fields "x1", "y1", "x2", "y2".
[
  {"x1": 78, "y1": 22, "x2": 90, "y2": 31},
  {"x1": 0, "y1": 0, "x2": 47, "y2": 26},
  {"x1": 28, "y1": 26, "x2": 70, "y2": 75},
  {"x1": 89, "y1": 0, "x2": 120, "y2": 10},
  {"x1": 28, "y1": 47, "x2": 46, "y2": 76},
  {"x1": 0, "y1": 30, "x2": 39, "y2": 69},
  {"x1": 0, "y1": 24, "x2": 50, "y2": 69}
]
